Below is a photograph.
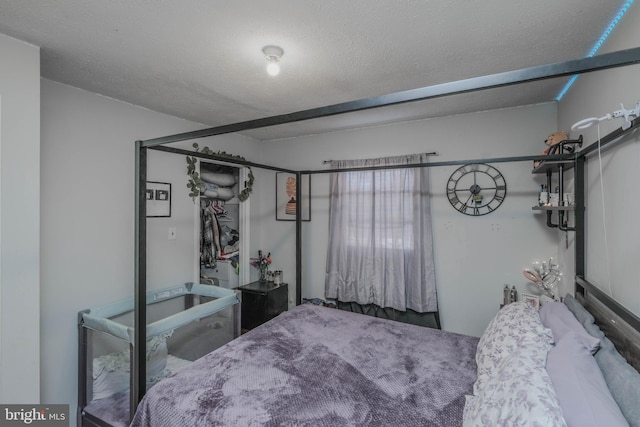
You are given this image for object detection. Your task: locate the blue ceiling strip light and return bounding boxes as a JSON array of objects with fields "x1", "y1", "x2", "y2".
[{"x1": 556, "y1": 0, "x2": 635, "y2": 101}]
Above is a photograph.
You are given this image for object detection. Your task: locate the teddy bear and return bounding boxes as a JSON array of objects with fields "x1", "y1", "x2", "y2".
[
  {"x1": 544, "y1": 131, "x2": 570, "y2": 154},
  {"x1": 534, "y1": 130, "x2": 570, "y2": 168}
]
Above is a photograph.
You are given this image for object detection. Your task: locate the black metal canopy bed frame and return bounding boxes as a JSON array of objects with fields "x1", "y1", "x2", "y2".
[{"x1": 85, "y1": 46, "x2": 640, "y2": 426}]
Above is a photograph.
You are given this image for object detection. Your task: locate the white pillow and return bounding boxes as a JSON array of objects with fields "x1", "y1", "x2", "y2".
[
  {"x1": 474, "y1": 302, "x2": 553, "y2": 395},
  {"x1": 464, "y1": 349, "x2": 567, "y2": 427}
]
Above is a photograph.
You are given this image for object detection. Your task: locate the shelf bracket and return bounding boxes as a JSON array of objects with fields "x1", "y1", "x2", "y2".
[
  {"x1": 546, "y1": 210, "x2": 559, "y2": 228},
  {"x1": 558, "y1": 211, "x2": 575, "y2": 232}
]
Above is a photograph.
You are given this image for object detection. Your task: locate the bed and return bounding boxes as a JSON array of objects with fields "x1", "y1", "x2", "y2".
[
  {"x1": 131, "y1": 303, "x2": 479, "y2": 426},
  {"x1": 129, "y1": 283, "x2": 640, "y2": 427},
  {"x1": 127, "y1": 47, "x2": 640, "y2": 427}
]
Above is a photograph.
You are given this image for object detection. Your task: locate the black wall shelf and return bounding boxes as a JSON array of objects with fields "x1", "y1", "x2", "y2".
[{"x1": 531, "y1": 138, "x2": 582, "y2": 231}]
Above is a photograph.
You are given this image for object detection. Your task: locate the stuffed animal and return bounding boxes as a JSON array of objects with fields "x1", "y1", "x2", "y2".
[
  {"x1": 544, "y1": 131, "x2": 569, "y2": 155},
  {"x1": 534, "y1": 130, "x2": 570, "y2": 167}
]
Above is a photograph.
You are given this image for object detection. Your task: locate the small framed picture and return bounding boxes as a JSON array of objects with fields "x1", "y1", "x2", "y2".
[
  {"x1": 521, "y1": 293, "x2": 540, "y2": 310},
  {"x1": 276, "y1": 173, "x2": 311, "y2": 221},
  {"x1": 147, "y1": 181, "x2": 171, "y2": 217}
]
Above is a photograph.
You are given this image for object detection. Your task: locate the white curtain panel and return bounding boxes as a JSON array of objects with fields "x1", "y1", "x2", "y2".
[{"x1": 325, "y1": 154, "x2": 438, "y2": 313}]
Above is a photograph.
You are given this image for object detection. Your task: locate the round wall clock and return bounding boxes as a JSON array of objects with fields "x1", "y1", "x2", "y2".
[{"x1": 446, "y1": 163, "x2": 507, "y2": 216}]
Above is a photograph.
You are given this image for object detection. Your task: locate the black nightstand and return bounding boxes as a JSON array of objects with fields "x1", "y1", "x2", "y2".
[{"x1": 237, "y1": 281, "x2": 288, "y2": 330}]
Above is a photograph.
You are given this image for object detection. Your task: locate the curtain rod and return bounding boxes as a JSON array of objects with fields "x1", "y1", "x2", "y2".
[
  {"x1": 322, "y1": 151, "x2": 438, "y2": 164},
  {"x1": 305, "y1": 153, "x2": 578, "y2": 175}
]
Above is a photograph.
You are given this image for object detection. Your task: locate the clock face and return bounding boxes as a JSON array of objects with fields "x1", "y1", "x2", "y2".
[{"x1": 446, "y1": 163, "x2": 507, "y2": 216}]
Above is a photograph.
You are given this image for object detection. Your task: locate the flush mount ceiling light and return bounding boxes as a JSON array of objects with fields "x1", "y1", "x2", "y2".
[{"x1": 262, "y1": 45, "x2": 284, "y2": 76}]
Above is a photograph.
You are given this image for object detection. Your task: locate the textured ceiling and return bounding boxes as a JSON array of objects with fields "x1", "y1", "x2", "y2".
[{"x1": 0, "y1": 0, "x2": 631, "y2": 141}]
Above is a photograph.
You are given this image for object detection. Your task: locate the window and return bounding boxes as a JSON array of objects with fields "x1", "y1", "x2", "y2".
[{"x1": 325, "y1": 154, "x2": 437, "y2": 313}]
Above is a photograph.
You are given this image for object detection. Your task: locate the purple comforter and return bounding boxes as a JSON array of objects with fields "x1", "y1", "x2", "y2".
[{"x1": 131, "y1": 304, "x2": 478, "y2": 426}]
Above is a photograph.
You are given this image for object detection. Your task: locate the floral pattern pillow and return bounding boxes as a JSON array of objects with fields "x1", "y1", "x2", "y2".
[
  {"x1": 463, "y1": 349, "x2": 567, "y2": 427},
  {"x1": 474, "y1": 302, "x2": 553, "y2": 395}
]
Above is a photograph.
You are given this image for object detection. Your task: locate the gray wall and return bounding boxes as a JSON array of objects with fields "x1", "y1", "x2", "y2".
[
  {"x1": 40, "y1": 79, "x2": 260, "y2": 424},
  {"x1": 0, "y1": 33, "x2": 40, "y2": 403},
  {"x1": 259, "y1": 102, "x2": 561, "y2": 337},
  {"x1": 558, "y1": 5, "x2": 640, "y2": 318}
]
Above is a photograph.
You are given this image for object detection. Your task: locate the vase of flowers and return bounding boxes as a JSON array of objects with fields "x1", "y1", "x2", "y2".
[{"x1": 250, "y1": 250, "x2": 272, "y2": 282}]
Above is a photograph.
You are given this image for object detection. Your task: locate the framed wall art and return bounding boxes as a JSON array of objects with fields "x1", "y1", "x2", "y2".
[
  {"x1": 146, "y1": 181, "x2": 172, "y2": 217},
  {"x1": 276, "y1": 173, "x2": 310, "y2": 221}
]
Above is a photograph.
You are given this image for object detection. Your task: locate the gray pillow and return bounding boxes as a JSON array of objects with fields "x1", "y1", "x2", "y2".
[
  {"x1": 583, "y1": 320, "x2": 606, "y2": 340},
  {"x1": 547, "y1": 331, "x2": 628, "y2": 427},
  {"x1": 563, "y1": 294, "x2": 640, "y2": 426},
  {"x1": 564, "y1": 293, "x2": 595, "y2": 325},
  {"x1": 595, "y1": 344, "x2": 640, "y2": 426},
  {"x1": 540, "y1": 301, "x2": 601, "y2": 353}
]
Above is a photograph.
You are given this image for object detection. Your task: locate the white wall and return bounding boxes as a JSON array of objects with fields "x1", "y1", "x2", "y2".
[
  {"x1": 261, "y1": 103, "x2": 561, "y2": 337},
  {"x1": 40, "y1": 79, "x2": 259, "y2": 424},
  {"x1": 0, "y1": 33, "x2": 40, "y2": 403},
  {"x1": 558, "y1": 4, "x2": 640, "y2": 317}
]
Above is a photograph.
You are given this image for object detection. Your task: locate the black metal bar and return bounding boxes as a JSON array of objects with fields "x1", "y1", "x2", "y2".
[
  {"x1": 557, "y1": 216, "x2": 575, "y2": 232},
  {"x1": 149, "y1": 145, "x2": 298, "y2": 174},
  {"x1": 155, "y1": 142, "x2": 579, "y2": 183},
  {"x1": 560, "y1": 135, "x2": 583, "y2": 152},
  {"x1": 185, "y1": 293, "x2": 194, "y2": 310},
  {"x1": 233, "y1": 292, "x2": 242, "y2": 338},
  {"x1": 576, "y1": 276, "x2": 640, "y2": 333},
  {"x1": 544, "y1": 170, "x2": 559, "y2": 228},
  {"x1": 556, "y1": 164, "x2": 575, "y2": 232},
  {"x1": 77, "y1": 311, "x2": 89, "y2": 427},
  {"x1": 157, "y1": 145, "x2": 575, "y2": 176},
  {"x1": 295, "y1": 171, "x2": 302, "y2": 306},
  {"x1": 139, "y1": 47, "x2": 640, "y2": 147},
  {"x1": 133, "y1": 141, "x2": 147, "y2": 417},
  {"x1": 558, "y1": 163, "x2": 565, "y2": 203},
  {"x1": 575, "y1": 155, "x2": 586, "y2": 277}
]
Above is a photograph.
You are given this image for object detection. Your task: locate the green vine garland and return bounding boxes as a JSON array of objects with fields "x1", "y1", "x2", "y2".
[{"x1": 186, "y1": 143, "x2": 254, "y2": 202}]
